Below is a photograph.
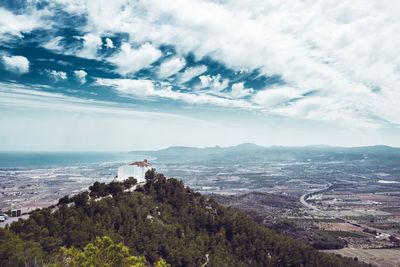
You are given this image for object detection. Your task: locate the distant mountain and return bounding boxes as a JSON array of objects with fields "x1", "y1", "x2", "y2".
[
  {"x1": 130, "y1": 143, "x2": 400, "y2": 163},
  {"x1": 343, "y1": 145, "x2": 399, "y2": 153},
  {"x1": 137, "y1": 143, "x2": 264, "y2": 155}
]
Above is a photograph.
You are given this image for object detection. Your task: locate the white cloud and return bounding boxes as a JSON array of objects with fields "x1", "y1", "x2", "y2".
[
  {"x1": 158, "y1": 57, "x2": 186, "y2": 78},
  {"x1": 95, "y1": 78, "x2": 253, "y2": 109},
  {"x1": 53, "y1": 0, "x2": 400, "y2": 128},
  {"x1": 271, "y1": 96, "x2": 380, "y2": 129},
  {"x1": 74, "y1": 70, "x2": 88, "y2": 84},
  {"x1": 179, "y1": 65, "x2": 207, "y2": 83},
  {"x1": 107, "y1": 43, "x2": 162, "y2": 75},
  {"x1": 2, "y1": 81, "x2": 398, "y2": 150},
  {"x1": 230, "y1": 82, "x2": 253, "y2": 99},
  {"x1": 105, "y1": 38, "x2": 114, "y2": 48},
  {"x1": 6, "y1": 0, "x2": 400, "y2": 128},
  {"x1": 0, "y1": 81, "x2": 191, "y2": 121},
  {"x1": 42, "y1": 36, "x2": 63, "y2": 51},
  {"x1": 0, "y1": 81, "x2": 241, "y2": 151},
  {"x1": 46, "y1": 69, "x2": 68, "y2": 81},
  {"x1": 77, "y1": 33, "x2": 103, "y2": 59},
  {"x1": 253, "y1": 86, "x2": 301, "y2": 108},
  {"x1": 0, "y1": 7, "x2": 44, "y2": 40},
  {"x1": 199, "y1": 74, "x2": 229, "y2": 92},
  {"x1": 2, "y1": 55, "x2": 30, "y2": 74},
  {"x1": 96, "y1": 78, "x2": 155, "y2": 98}
]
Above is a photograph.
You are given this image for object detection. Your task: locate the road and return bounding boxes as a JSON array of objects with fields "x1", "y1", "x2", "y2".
[
  {"x1": 299, "y1": 183, "x2": 332, "y2": 210},
  {"x1": 299, "y1": 183, "x2": 334, "y2": 217},
  {"x1": 0, "y1": 215, "x2": 29, "y2": 228},
  {"x1": 299, "y1": 184, "x2": 399, "y2": 239}
]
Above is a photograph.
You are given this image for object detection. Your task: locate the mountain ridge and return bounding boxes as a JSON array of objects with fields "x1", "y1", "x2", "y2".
[
  {"x1": 130, "y1": 143, "x2": 399, "y2": 154},
  {"x1": 129, "y1": 143, "x2": 400, "y2": 164}
]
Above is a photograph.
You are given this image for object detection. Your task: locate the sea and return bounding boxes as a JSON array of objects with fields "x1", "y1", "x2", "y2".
[
  {"x1": 0, "y1": 152, "x2": 152, "y2": 213},
  {"x1": 0, "y1": 152, "x2": 148, "y2": 168}
]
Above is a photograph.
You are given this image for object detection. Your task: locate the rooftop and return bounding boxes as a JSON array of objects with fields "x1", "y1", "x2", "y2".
[{"x1": 129, "y1": 159, "x2": 152, "y2": 167}]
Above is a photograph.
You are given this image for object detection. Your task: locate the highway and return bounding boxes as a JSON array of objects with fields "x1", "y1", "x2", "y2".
[{"x1": 299, "y1": 184, "x2": 399, "y2": 239}]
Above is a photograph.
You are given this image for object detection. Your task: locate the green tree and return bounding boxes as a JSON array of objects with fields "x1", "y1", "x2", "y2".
[
  {"x1": 123, "y1": 177, "x2": 138, "y2": 189},
  {"x1": 0, "y1": 229, "x2": 44, "y2": 267},
  {"x1": 71, "y1": 192, "x2": 89, "y2": 207},
  {"x1": 58, "y1": 195, "x2": 71, "y2": 205},
  {"x1": 8, "y1": 175, "x2": 369, "y2": 267},
  {"x1": 89, "y1": 182, "x2": 108, "y2": 197},
  {"x1": 145, "y1": 169, "x2": 155, "y2": 183},
  {"x1": 107, "y1": 182, "x2": 124, "y2": 196},
  {"x1": 154, "y1": 258, "x2": 171, "y2": 267},
  {"x1": 58, "y1": 236, "x2": 147, "y2": 267}
]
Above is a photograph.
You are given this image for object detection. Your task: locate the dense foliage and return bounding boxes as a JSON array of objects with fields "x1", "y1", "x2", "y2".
[
  {"x1": 57, "y1": 236, "x2": 169, "y2": 267},
  {"x1": 3, "y1": 170, "x2": 368, "y2": 266}
]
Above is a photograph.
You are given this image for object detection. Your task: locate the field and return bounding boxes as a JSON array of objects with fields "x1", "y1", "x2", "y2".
[
  {"x1": 2, "y1": 146, "x2": 400, "y2": 266},
  {"x1": 325, "y1": 248, "x2": 400, "y2": 267}
]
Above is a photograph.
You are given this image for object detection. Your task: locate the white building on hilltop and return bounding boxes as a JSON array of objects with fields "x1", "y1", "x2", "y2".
[{"x1": 117, "y1": 159, "x2": 152, "y2": 183}]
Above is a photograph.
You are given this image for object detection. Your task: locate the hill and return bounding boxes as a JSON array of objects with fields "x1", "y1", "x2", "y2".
[
  {"x1": 130, "y1": 143, "x2": 400, "y2": 164},
  {"x1": 1, "y1": 170, "x2": 370, "y2": 266}
]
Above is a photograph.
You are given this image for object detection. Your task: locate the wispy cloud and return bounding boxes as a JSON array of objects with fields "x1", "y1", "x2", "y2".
[
  {"x1": 95, "y1": 78, "x2": 254, "y2": 109},
  {"x1": 158, "y1": 57, "x2": 186, "y2": 79},
  {"x1": 42, "y1": 36, "x2": 64, "y2": 51},
  {"x1": 179, "y1": 65, "x2": 207, "y2": 84},
  {"x1": 0, "y1": 7, "x2": 45, "y2": 40},
  {"x1": 0, "y1": 81, "x2": 195, "y2": 121},
  {"x1": 253, "y1": 86, "x2": 301, "y2": 108}
]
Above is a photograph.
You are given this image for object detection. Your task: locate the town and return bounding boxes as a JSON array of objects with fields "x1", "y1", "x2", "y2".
[{"x1": 1, "y1": 147, "x2": 400, "y2": 266}]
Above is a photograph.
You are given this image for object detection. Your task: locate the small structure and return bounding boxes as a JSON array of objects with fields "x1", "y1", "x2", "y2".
[
  {"x1": 11, "y1": 209, "x2": 21, "y2": 217},
  {"x1": 117, "y1": 159, "x2": 152, "y2": 183}
]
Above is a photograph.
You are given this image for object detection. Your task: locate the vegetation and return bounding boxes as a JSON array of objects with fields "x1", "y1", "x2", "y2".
[
  {"x1": 2, "y1": 170, "x2": 369, "y2": 266},
  {"x1": 310, "y1": 231, "x2": 348, "y2": 250},
  {"x1": 0, "y1": 228, "x2": 44, "y2": 266},
  {"x1": 56, "y1": 236, "x2": 169, "y2": 267},
  {"x1": 211, "y1": 193, "x2": 351, "y2": 250}
]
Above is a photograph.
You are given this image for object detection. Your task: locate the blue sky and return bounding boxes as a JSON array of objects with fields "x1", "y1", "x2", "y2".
[{"x1": 0, "y1": 0, "x2": 399, "y2": 151}]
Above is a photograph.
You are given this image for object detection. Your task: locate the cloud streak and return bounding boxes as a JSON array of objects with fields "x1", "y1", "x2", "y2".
[
  {"x1": 0, "y1": 81, "x2": 195, "y2": 121},
  {"x1": 95, "y1": 78, "x2": 254, "y2": 109}
]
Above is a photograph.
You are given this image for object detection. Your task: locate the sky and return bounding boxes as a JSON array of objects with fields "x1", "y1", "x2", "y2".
[{"x1": 0, "y1": 0, "x2": 399, "y2": 151}]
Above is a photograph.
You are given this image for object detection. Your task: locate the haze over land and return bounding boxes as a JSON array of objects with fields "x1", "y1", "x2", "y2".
[{"x1": 1, "y1": 144, "x2": 400, "y2": 266}]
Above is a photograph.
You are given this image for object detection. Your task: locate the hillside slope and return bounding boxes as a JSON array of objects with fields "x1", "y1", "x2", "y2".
[{"x1": 3, "y1": 171, "x2": 369, "y2": 266}]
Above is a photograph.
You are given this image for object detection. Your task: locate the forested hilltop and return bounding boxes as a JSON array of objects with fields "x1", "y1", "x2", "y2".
[{"x1": 1, "y1": 170, "x2": 370, "y2": 267}]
